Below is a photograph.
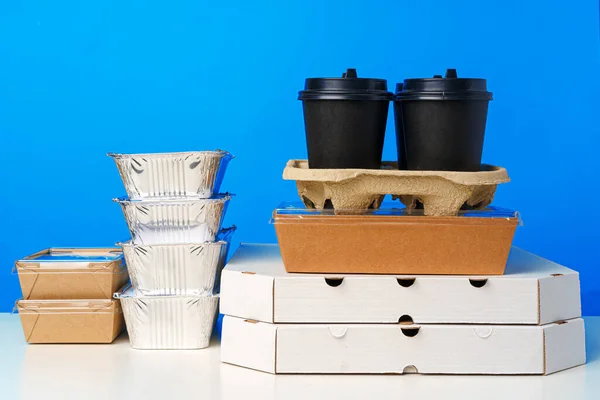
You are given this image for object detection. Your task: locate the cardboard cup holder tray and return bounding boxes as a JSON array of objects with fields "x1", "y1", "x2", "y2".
[
  {"x1": 283, "y1": 160, "x2": 510, "y2": 216},
  {"x1": 272, "y1": 203, "x2": 520, "y2": 275}
]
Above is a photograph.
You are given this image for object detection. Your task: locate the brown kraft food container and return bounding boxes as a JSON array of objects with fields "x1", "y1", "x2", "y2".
[
  {"x1": 15, "y1": 248, "x2": 128, "y2": 300},
  {"x1": 273, "y1": 205, "x2": 519, "y2": 275},
  {"x1": 17, "y1": 299, "x2": 125, "y2": 344}
]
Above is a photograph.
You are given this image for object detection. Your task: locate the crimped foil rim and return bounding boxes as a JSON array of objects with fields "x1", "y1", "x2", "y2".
[
  {"x1": 107, "y1": 150, "x2": 232, "y2": 159},
  {"x1": 116, "y1": 240, "x2": 229, "y2": 247},
  {"x1": 112, "y1": 193, "x2": 233, "y2": 205},
  {"x1": 115, "y1": 226, "x2": 236, "y2": 247},
  {"x1": 114, "y1": 284, "x2": 220, "y2": 300},
  {"x1": 119, "y1": 293, "x2": 220, "y2": 300}
]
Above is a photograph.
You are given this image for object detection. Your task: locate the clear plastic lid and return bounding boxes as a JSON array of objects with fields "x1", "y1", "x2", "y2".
[
  {"x1": 15, "y1": 248, "x2": 125, "y2": 273},
  {"x1": 32, "y1": 253, "x2": 119, "y2": 262},
  {"x1": 18, "y1": 248, "x2": 122, "y2": 262},
  {"x1": 271, "y1": 202, "x2": 521, "y2": 224}
]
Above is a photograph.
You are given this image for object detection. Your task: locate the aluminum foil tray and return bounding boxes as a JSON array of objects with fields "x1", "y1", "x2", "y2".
[
  {"x1": 108, "y1": 151, "x2": 233, "y2": 200},
  {"x1": 114, "y1": 194, "x2": 231, "y2": 244},
  {"x1": 115, "y1": 285, "x2": 218, "y2": 350},
  {"x1": 117, "y1": 227, "x2": 235, "y2": 296}
]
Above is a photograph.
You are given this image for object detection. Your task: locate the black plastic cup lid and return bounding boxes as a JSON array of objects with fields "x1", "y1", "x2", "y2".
[
  {"x1": 299, "y1": 68, "x2": 393, "y2": 101},
  {"x1": 395, "y1": 69, "x2": 493, "y2": 101}
]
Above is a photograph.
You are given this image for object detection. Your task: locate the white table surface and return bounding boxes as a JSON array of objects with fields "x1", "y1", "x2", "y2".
[{"x1": 1, "y1": 314, "x2": 598, "y2": 400}]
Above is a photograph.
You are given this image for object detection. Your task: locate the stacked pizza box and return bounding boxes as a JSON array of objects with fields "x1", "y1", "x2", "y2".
[{"x1": 219, "y1": 244, "x2": 585, "y2": 375}]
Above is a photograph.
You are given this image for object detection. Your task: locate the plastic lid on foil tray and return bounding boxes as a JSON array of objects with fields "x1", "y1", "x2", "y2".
[{"x1": 271, "y1": 202, "x2": 521, "y2": 223}]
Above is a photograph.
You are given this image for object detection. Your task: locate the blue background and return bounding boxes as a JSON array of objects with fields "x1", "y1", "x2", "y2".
[{"x1": 1, "y1": 1, "x2": 599, "y2": 313}]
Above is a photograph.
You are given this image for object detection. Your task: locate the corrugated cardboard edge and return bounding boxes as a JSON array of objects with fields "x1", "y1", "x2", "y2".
[
  {"x1": 543, "y1": 324, "x2": 547, "y2": 374},
  {"x1": 544, "y1": 319, "x2": 586, "y2": 375},
  {"x1": 537, "y1": 280, "x2": 541, "y2": 325},
  {"x1": 538, "y1": 271, "x2": 581, "y2": 325},
  {"x1": 274, "y1": 321, "x2": 278, "y2": 374},
  {"x1": 220, "y1": 267, "x2": 275, "y2": 323},
  {"x1": 221, "y1": 316, "x2": 277, "y2": 374}
]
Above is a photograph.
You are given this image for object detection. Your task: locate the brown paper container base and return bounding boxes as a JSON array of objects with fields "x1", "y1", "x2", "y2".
[
  {"x1": 17, "y1": 299, "x2": 125, "y2": 344},
  {"x1": 274, "y1": 214, "x2": 518, "y2": 275}
]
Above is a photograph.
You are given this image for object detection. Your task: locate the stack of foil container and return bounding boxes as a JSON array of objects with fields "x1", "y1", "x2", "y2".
[{"x1": 109, "y1": 151, "x2": 234, "y2": 350}]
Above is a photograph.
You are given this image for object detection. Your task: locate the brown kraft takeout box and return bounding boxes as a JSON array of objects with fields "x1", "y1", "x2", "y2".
[
  {"x1": 272, "y1": 205, "x2": 519, "y2": 275},
  {"x1": 16, "y1": 299, "x2": 125, "y2": 344},
  {"x1": 15, "y1": 248, "x2": 128, "y2": 300}
]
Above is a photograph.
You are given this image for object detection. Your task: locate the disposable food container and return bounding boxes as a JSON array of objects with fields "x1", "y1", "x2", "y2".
[
  {"x1": 108, "y1": 150, "x2": 233, "y2": 200},
  {"x1": 15, "y1": 248, "x2": 128, "y2": 300},
  {"x1": 114, "y1": 194, "x2": 231, "y2": 244},
  {"x1": 16, "y1": 299, "x2": 124, "y2": 343},
  {"x1": 115, "y1": 285, "x2": 218, "y2": 350},
  {"x1": 272, "y1": 202, "x2": 520, "y2": 275},
  {"x1": 117, "y1": 227, "x2": 235, "y2": 296}
]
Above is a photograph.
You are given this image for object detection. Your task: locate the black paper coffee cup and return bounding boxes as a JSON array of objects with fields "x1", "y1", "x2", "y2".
[
  {"x1": 394, "y1": 69, "x2": 493, "y2": 171},
  {"x1": 393, "y1": 82, "x2": 407, "y2": 170},
  {"x1": 299, "y1": 69, "x2": 393, "y2": 169}
]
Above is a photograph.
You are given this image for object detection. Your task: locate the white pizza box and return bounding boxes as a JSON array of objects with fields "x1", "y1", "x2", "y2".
[
  {"x1": 220, "y1": 316, "x2": 586, "y2": 375},
  {"x1": 220, "y1": 244, "x2": 581, "y2": 325}
]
